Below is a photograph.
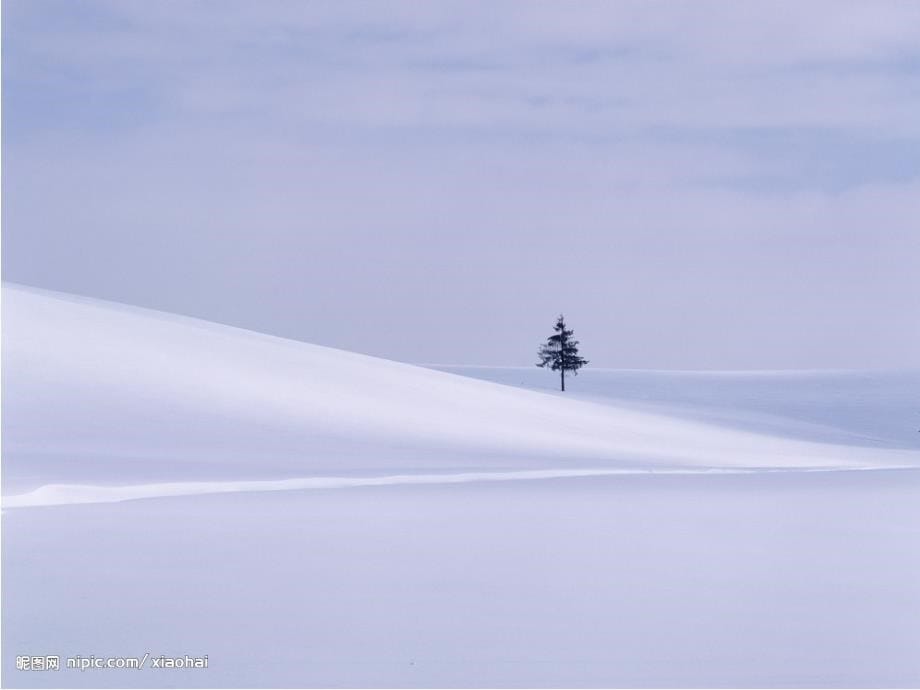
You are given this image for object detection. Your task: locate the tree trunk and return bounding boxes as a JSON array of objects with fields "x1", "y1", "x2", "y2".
[{"x1": 561, "y1": 367, "x2": 565, "y2": 392}]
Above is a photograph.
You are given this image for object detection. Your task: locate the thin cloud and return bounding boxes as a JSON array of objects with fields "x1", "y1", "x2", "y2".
[{"x1": 3, "y1": 1, "x2": 919, "y2": 368}]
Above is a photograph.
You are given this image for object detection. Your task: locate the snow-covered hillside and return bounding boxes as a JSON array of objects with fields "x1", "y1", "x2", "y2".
[
  {"x1": 3, "y1": 283, "x2": 918, "y2": 508},
  {"x1": 3, "y1": 284, "x2": 919, "y2": 687},
  {"x1": 430, "y1": 365, "x2": 920, "y2": 449}
]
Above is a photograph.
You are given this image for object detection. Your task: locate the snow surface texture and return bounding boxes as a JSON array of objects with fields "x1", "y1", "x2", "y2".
[
  {"x1": 3, "y1": 283, "x2": 920, "y2": 687},
  {"x1": 430, "y1": 365, "x2": 920, "y2": 450},
  {"x1": 3, "y1": 283, "x2": 918, "y2": 506},
  {"x1": 4, "y1": 472, "x2": 920, "y2": 688}
]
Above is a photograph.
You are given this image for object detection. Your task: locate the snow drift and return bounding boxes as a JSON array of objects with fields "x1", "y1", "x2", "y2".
[
  {"x1": 3, "y1": 283, "x2": 918, "y2": 506},
  {"x1": 5, "y1": 284, "x2": 919, "y2": 687}
]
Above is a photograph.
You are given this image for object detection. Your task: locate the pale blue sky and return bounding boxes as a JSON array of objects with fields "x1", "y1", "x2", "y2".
[{"x1": 4, "y1": 0, "x2": 920, "y2": 368}]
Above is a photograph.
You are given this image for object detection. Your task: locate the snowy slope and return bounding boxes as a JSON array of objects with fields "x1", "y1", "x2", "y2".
[
  {"x1": 430, "y1": 365, "x2": 920, "y2": 449},
  {"x1": 5, "y1": 470, "x2": 920, "y2": 688},
  {"x1": 4, "y1": 284, "x2": 920, "y2": 688},
  {"x1": 3, "y1": 284, "x2": 918, "y2": 504}
]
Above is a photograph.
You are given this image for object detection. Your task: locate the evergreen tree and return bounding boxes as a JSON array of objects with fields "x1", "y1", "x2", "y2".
[{"x1": 536, "y1": 314, "x2": 588, "y2": 391}]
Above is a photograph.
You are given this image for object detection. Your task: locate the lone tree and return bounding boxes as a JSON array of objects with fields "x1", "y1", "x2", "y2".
[{"x1": 536, "y1": 314, "x2": 588, "y2": 391}]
